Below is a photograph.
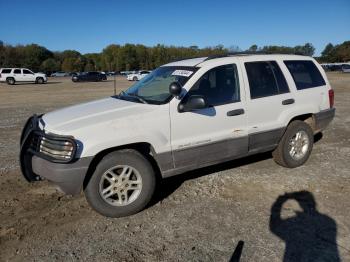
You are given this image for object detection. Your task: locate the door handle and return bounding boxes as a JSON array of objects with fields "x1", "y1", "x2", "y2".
[
  {"x1": 282, "y1": 99, "x2": 295, "y2": 105},
  {"x1": 227, "y1": 109, "x2": 245, "y2": 116}
]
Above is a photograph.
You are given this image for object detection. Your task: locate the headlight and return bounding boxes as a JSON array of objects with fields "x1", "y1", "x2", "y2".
[
  {"x1": 30, "y1": 131, "x2": 77, "y2": 163},
  {"x1": 40, "y1": 137, "x2": 75, "y2": 161}
]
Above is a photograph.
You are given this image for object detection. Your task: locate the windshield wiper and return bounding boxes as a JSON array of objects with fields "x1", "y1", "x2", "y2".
[{"x1": 119, "y1": 91, "x2": 148, "y2": 104}]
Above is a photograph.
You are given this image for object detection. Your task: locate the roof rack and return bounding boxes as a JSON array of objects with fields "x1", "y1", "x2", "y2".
[{"x1": 203, "y1": 51, "x2": 306, "y2": 62}]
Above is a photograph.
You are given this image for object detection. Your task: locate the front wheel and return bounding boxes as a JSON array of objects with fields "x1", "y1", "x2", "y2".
[
  {"x1": 272, "y1": 120, "x2": 314, "y2": 168},
  {"x1": 133, "y1": 76, "x2": 138, "y2": 81},
  {"x1": 36, "y1": 77, "x2": 44, "y2": 84},
  {"x1": 84, "y1": 150, "x2": 156, "y2": 217}
]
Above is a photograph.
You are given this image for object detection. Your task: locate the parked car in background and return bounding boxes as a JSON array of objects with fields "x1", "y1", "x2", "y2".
[
  {"x1": 51, "y1": 71, "x2": 69, "y2": 77},
  {"x1": 100, "y1": 72, "x2": 107, "y2": 80},
  {"x1": 0, "y1": 68, "x2": 47, "y2": 85},
  {"x1": 127, "y1": 70, "x2": 151, "y2": 81},
  {"x1": 342, "y1": 64, "x2": 350, "y2": 73},
  {"x1": 120, "y1": 71, "x2": 130, "y2": 76},
  {"x1": 72, "y1": 71, "x2": 106, "y2": 82}
]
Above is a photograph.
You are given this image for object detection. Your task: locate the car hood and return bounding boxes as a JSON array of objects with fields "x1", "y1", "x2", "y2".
[
  {"x1": 35, "y1": 73, "x2": 46, "y2": 77},
  {"x1": 42, "y1": 97, "x2": 156, "y2": 134}
]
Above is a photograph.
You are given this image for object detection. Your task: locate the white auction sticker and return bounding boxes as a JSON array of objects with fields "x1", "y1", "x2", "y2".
[{"x1": 171, "y1": 70, "x2": 194, "y2": 77}]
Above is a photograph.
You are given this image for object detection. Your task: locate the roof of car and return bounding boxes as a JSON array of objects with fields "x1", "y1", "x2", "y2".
[{"x1": 162, "y1": 53, "x2": 312, "y2": 67}]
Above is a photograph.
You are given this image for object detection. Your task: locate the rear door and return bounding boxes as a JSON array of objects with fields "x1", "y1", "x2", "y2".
[
  {"x1": 170, "y1": 61, "x2": 248, "y2": 170},
  {"x1": 13, "y1": 69, "x2": 22, "y2": 81},
  {"x1": 240, "y1": 58, "x2": 296, "y2": 153}
]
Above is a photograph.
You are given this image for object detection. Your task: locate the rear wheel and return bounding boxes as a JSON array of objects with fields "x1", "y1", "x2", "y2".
[
  {"x1": 272, "y1": 120, "x2": 314, "y2": 168},
  {"x1": 133, "y1": 76, "x2": 138, "y2": 81},
  {"x1": 84, "y1": 150, "x2": 156, "y2": 217},
  {"x1": 6, "y1": 77, "x2": 15, "y2": 85}
]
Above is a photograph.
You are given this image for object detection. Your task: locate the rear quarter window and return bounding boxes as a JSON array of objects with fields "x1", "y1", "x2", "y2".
[
  {"x1": 1, "y1": 69, "x2": 12, "y2": 74},
  {"x1": 284, "y1": 60, "x2": 326, "y2": 90}
]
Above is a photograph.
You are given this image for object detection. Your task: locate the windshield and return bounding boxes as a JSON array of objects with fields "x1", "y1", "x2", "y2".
[{"x1": 118, "y1": 66, "x2": 198, "y2": 104}]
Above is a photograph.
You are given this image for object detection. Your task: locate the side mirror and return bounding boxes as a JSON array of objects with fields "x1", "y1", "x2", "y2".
[
  {"x1": 169, "y1": 82, "x2": 182, "y2": 97},
  {"x1": 178, "y1": 95, "x2": 207, "y2": 112}
]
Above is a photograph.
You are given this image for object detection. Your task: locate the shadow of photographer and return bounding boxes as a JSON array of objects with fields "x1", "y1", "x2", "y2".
[{"x1": 269, "y1": 191, "x2": 340, "y2": 261}]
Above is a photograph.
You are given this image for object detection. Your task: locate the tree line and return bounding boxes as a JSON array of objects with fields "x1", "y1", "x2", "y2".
[{"x1": 0, "y1": 40, "x2": 349, "y2": 73}]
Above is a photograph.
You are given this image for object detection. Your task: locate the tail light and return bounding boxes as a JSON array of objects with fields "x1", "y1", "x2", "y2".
[{"x1": 328, "y1": 89, "x2": 334, "y2": 108}]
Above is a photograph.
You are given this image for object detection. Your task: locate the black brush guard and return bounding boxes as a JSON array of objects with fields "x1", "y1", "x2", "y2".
[{"x1": 20, "y1": 114, "x2": 42, "y2": 182}]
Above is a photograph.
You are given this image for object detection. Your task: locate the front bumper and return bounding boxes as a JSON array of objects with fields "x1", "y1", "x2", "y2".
[
  {"x1": 19, "y1": 115, "x2": 92, "y2": 195},
  {"x1": 31, "y1": 156, "x2": 92, "y2": 195}
]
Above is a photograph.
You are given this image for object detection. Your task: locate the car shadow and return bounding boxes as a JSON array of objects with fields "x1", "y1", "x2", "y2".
[
  {"x1": 151, "y1": 133, "x2": 324, "y2": 206},
  {"x1": 269, "y1": 190, "x2": 340, "y2": 261}
]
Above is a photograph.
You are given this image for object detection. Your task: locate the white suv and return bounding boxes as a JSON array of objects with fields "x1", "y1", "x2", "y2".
[
  {"x1": 20, "y1": 54, "x2": 335, "y2": 217},
  {"x1": 0, "y1": 68, "x2": 47, "y2": 85},
  {"x1": 127, "y1": 70, "x2": 151, "y2": 81}
]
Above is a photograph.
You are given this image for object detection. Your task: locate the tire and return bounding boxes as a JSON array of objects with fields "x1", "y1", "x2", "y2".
[
  {"x1": 84, "y1": 150, "x2": 156, "y2": 217},
  {"x1": 6, "y1": 77, "x2": 15, "y2": 85},
  {"x1": 272, "y1": 120, "x2": 314, "y2": 168},
  {"x1": 36, "y1": 77, "x2": 44, "y2": 84},
  {"x1": 133, "y1": 76, "x2": 138, "y2": 81}
]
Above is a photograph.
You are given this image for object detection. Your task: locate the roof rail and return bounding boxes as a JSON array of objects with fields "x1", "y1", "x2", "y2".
[{"x1": 202, "y1": 51, "x2": 307, "y2": 62}]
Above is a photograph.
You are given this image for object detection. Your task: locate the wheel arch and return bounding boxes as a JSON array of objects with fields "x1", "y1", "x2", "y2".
[
  {"x1": 83, "y1": 142, "x2": 162, "y2": 190},
  {"x1": 287, "y1": 113, "x2": 317, "y2": 133}
]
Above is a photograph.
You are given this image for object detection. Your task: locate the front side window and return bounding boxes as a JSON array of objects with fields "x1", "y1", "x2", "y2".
[
  {"x1": 284, "y1": 60, "x2": 326, "y2": 90},
  {"x1": 245, "y1": 61, "x2": 289, "y2": 99},
  {"x1": 185, "y1": 64, "x2": 240, "y2": 106},
  {"x1": 119, "y1": 66, "x2": 198, "y2": 104},
  {"x1": 23, "y1": 69, "x2": 33, "y2": 74}
]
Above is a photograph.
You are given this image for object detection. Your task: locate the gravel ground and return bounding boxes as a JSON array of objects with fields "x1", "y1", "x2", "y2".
[{"x1": 0, "y1": 74, "x2": 349, "y2": 261}]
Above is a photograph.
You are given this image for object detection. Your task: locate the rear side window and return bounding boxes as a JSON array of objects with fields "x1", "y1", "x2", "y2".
[
  {"x1": 284, "y1": 60, "x2": 326, "y2": 90},
  {"x1": 14, "y1": 69, "x2": 21, "y2": 74},
  {"x1": 245, "y1": 61, "x2": 289, "y2": 99},
  {"x1": 1, "y1": 69, "x2": 11, "y2": 74}
]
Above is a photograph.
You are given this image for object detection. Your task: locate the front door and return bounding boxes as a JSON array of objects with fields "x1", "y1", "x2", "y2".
[
  {"x1": 22, "y1": 69, "x2": 36, "y2": 81},
  {"x1": 170, "y1": 61, "x2": 248, "y2": 171}
]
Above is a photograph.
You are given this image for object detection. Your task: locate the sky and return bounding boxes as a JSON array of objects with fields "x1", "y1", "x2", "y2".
[{"x1": 0, "y1": 0, "x2": 349, "y2": 56}]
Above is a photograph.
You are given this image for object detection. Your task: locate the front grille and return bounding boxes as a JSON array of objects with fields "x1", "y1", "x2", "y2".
[{"x1": 30, "y1": 133, "x2": 41, "y2": 152}]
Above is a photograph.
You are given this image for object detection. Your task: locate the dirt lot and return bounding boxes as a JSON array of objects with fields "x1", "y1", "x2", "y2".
[{"x1": 0, "y1": 74, "x2": 349, "y2": 261}]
